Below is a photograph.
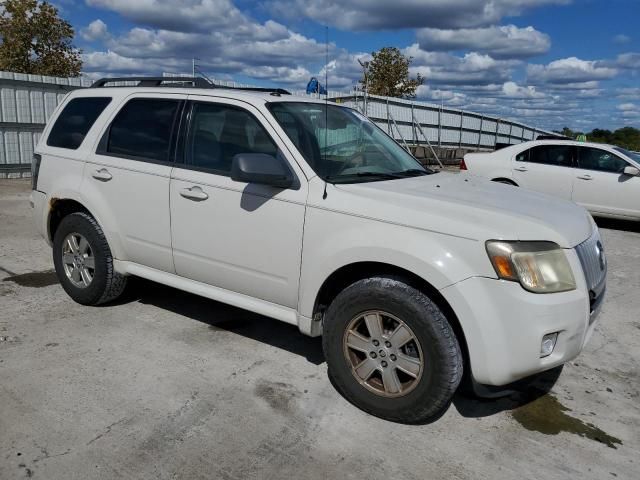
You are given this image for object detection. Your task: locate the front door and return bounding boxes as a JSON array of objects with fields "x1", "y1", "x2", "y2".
[
  {"x1": 169, "y1": 97, "x2": 307, "y2": 308},
  {"x1": 511, "y1": 144, "x2": 576, "y2": 200},
  {"x1": 572, "y1": 146, "x2": 640, "y2": 218}
]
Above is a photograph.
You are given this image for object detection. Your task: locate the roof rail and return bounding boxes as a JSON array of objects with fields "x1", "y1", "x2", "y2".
[
  {"x1": 90, "y1": 77, "x2": 291, "y2": 95},
  {"x1": 90, "y1": 76, "x2": 213, "y2": 88},
  {"x1": 229, "y1": 87, "x2": 291, "y2": 95}
]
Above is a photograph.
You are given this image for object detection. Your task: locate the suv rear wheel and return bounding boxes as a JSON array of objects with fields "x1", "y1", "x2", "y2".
[
  {"x1": 322, "y1": 277, "x2": 463, "y2": 424},
  {"x1": 53, "y1": 212, "x2": 127, "y2": 305}
]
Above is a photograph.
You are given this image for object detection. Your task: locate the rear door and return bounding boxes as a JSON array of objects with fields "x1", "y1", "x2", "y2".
[
  {"x1": 169, "y1": 96, "x2": 307, "y2": 308},
  {"x1": 82, "y1": 93, "x2": 185, "y2": 272},
  {"x1": 511, "y1": 144, "x2": 576, "y2": 199},
  {"x1": 572, "y1": 146, "x2": 640, "y2": 218}
]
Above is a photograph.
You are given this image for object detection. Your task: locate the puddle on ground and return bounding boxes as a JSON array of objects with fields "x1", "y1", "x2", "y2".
[
  {"x1": 512, "y1": 393, "x2": 622, "y2": 449},
  {"x1": 2, "y1": 270, "x2": 58, "y2": 288}
]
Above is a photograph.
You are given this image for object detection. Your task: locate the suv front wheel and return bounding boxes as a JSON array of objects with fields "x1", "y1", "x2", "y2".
[
  {"x1": 322, "y1": 277, "x2": 463, "y2": 424},
  {"x1": 53, "y1": 212, "x2": 127, "y2": 305}
]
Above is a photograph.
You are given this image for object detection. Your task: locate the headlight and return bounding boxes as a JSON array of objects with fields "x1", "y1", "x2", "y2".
[{"x1": 486, "y1": 241, "x2": 576, "y2": 293}]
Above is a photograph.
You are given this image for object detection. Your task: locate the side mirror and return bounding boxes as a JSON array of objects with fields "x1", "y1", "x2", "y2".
[
  {"x1": 231, "y1": 153, "x2": 294, "y2": 189},
  {"x1": 623, "y1": 165, "x2": 640, "y2": 177}
]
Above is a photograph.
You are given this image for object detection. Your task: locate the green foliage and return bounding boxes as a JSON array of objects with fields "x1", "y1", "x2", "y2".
[
  {"x1": 554, "y1": 126, "x2": 640, "y2": 151},
  {"x1": 361, "y1": 47, "x2": 424, "y2": 99},
  {"x1": 0, "y1": 0, "x2": 82, "y2": 77}
]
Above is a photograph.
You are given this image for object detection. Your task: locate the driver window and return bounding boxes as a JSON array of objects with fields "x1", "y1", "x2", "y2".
[
  {"x1": 578, "y1": 147, "x2": 628, "y2": 174},
  {"x1": 186, "y1": 102, "x2": 278, "y2": 175}
]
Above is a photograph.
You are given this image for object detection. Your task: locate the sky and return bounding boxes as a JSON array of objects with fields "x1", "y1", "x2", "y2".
[{"x1": 55, "y1": 0, "x2": 640, "y2": 132}]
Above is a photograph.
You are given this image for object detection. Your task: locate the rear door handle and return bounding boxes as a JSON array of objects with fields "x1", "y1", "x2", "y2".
[
  {"x1": 92, "y1": 168, "x2": 112, "y2": 182},
  {"x1": 180, "y1": 186, "x2": 209, "y2": 201},
  {"x1": 514, "y1": 167, "x2": 528, "y2": 172},
  {"x1": 577, "y1": 174, "x2": 593, "y2": 181}
]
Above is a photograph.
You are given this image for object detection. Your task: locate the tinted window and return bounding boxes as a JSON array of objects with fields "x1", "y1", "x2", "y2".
[
  {"x1": 106, "y1": 98, "x2": 181, "y2": 162},
  {"x1": 578, "y1": 147, "x2": 628, "y2": 173},
  {"x1": 515, "y1": 149, "x2": 529, "y2": 162},
  {"x1": 47, "y1": 97, "x2": 111, "y2": 149},
  {"x1": 186, "y1": 102, "x2": 277, "y2": 174},
  {"x1": 528, "y1": 145, "x2": 574, "y2": 167}
]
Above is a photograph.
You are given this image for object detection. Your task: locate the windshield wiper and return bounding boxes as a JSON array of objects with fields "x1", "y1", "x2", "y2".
[
  {"x1": 325, "y1": 171, "x2": 405, "y2": 183},
  {"x1": 395, "y1": 168, "x2": 431, "y2": 177}
]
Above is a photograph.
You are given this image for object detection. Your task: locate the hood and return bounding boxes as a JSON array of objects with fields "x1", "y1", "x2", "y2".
[{"x1": 325, "y1": 172, "x2": 593, "y2": 248}]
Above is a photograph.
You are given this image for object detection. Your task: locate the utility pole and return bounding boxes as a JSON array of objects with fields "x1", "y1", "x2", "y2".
[{"x1": 192, "y1": 58, "x2": 196, "y2": 78}]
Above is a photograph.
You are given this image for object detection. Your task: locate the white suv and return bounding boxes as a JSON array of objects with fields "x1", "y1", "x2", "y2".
[{"x1": 31, "y1": 77, "x2": 607, "y2": 423}]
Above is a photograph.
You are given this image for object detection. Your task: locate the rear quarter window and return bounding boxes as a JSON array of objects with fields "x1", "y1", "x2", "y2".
[{"x1": 47, "y1": 97, "x2": 112, "y2": 150}]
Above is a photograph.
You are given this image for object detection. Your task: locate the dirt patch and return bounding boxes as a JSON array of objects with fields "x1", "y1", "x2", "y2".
[
  {"x1": 254, "y1": 380, "x2": 300, "y2": 414},
  {"x1": 3, "y1": 270, "x2": 58, "y2": 288},
  {"x1": 512, "y1": 393, "x2": 622, "y2": 449}
]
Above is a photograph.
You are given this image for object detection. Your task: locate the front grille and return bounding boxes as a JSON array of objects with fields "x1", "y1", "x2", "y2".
[{"x1": 575, "y1": 231, "x2": 607, "y2": 313}]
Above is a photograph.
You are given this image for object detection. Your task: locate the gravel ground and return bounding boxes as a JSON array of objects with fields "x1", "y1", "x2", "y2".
[{"x1": 1, "y1": 178, "x2": 638, "y2": 479}]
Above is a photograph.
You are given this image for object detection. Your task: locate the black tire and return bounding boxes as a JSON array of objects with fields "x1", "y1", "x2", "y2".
[
  {"x1": 52, "y1": 212, "x2": 127, "y2": 305},
  {"x1": 322, "y1": 277, "x2": 463, "y2": 424}
]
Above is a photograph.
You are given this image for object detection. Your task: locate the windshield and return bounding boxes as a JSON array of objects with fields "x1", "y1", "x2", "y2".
[
  {"x1": 615, "y1": 147, "x2": 640, "y2": 164},
  {"x1": 267, "y1": 102, "x2": 431, "y2": 183}
]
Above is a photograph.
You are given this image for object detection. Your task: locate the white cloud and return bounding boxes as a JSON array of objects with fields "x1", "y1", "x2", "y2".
[
  {"x1": 268, "y1": 0, "x2": 571, "y2": 30},
  {"x1": 405, "y1": 44, "x2": 517, "y2": 86},
  {"x1": 417, "y1": 25, "x2": 550, "y2": 59},
  {"x1": 501, "y1": 81, "x2": 546, "y2": 98},
  {"x1": 86, "y1": 0, "x2": 247, "y2": 33},
  {"x1": 617, "y1": 88, "x2": 640, "y2": 101},
  {"x1": 527, "y1": 57, "x2": 618, "y2": 84},
  {"x1": 617, "y1": 103, "x2": 638, "y2": 111},
  {"x1": 615, "y1": 52, "x2": 640, "y2": 70},
  {"x1": 613, "y1": 34, "x2": 631, "y2": 45},
  {"x1": 81, "y1": 19, "x2": 110, "y2": 41}
]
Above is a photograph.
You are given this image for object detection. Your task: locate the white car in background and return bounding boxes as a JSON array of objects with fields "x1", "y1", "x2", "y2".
[{"x1": 462, "y1": 140, "x2": 640, "y2": 221}]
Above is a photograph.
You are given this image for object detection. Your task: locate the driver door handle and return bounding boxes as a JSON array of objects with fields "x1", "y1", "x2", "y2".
[
  {"x1": 577, "y1": 174, "x2": 593, "y2": 181},
  {"x1": 514, "y1": 166, "x2": 528, "y2": 172},
  {"x1": 180, "y1": 186, "x2": 209, "y2": 201},
  {"x1": 92, "y1": 168, "x2": 112, "y2": 182}
]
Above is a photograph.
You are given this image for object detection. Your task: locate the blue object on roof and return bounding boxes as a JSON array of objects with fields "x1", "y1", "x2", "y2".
[{"x1": 306, "y1": 77, "x2": 327, "y2": 95}]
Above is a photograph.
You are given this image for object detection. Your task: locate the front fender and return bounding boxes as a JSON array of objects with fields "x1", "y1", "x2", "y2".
[{"x1": 298, "y1": 205, "x2": 494, "y2": 318}]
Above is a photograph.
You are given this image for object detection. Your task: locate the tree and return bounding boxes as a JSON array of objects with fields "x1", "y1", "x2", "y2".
[
  {"x1": 0, "y1": 0, "x2": 82, "y2": 76},
  {"x1": 555, "y1": 126, "x2": 640, "y2": 151},
  {"x1": 361, "y1": 47, "x2": 423, "y2": 99}
]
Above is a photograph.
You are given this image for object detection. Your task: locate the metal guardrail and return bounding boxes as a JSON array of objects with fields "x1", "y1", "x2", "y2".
[{"x1": 334, "y1": 92, "x2": 554, "y2": 149}]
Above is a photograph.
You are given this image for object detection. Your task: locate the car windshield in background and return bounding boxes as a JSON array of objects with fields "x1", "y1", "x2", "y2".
[
  {"x1": 267, "y1": 102, "x2": 431, "y2": 183},
  {"x1": 615, "y1": 147, "x2": 640, "y2": 164}
]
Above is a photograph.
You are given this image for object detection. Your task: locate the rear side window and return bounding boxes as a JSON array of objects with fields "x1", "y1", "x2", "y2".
[
  {"x1": 47, "y1": 97, "x2": 111, "y2": 149},
  {"x1": 104, "y1": 98, "x2": 181, "y2": 163},
  {"x1": 528, "y1": 145, "x2": 574, "y2": 167}
]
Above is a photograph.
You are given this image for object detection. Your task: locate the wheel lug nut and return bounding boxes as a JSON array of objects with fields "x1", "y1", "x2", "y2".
[
  {"x1": 372, "y1": 339, "x2": 379, "y2": 346},
  {"x1": 385, "y1": 341, "x2": 392, "y2": 348},
  {"x1": 390, "y1": 354, "x2": 397, "y2": 361},
  {"x1": 381, "y1": 361, "x2": 388, "y2": 368},
  {"x1": 370, "y1": 352, "x2": 377, "y2": 359}
]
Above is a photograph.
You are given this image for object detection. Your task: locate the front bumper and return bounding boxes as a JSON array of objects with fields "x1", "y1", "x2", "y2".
[{"x1": 440, "y1": 248, "x2": 601, "y2": 386}]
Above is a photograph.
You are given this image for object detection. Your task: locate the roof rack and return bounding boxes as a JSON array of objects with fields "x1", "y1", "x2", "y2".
[
  {"x1": 230, "y1": 87, "x2": 291, "y2": 95},
  {"x1": 91, "y1": 77, "x2": 212, "y2": 88},
  {"x1": 90, "y1": 77, "x2": 291, "y2": 95}
]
